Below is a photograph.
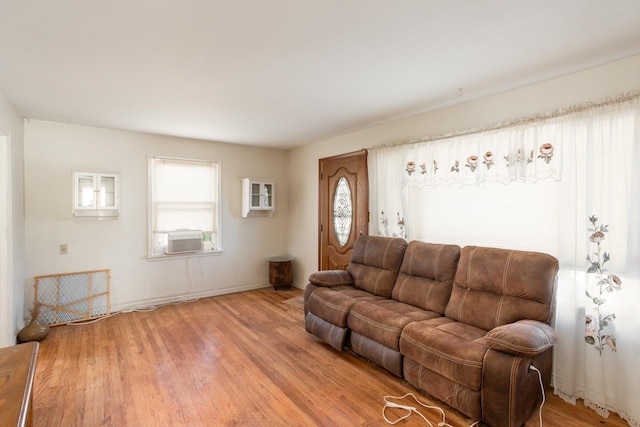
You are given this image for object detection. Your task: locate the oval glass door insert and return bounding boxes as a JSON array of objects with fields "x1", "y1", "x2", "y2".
[{"x1": 333, "y1": 177, "x2": 352, "y2": 246}]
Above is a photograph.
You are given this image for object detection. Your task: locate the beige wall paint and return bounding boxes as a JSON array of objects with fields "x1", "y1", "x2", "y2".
[
  {"x1": 0, "y1": 88, "x2": 25, "y2": 347},
  {"x1": 287, "y1": 55, "x2": 640, "y2": 287},
  {"x1": 24, "y1": 120, "x2": 289, "y2": 311}
]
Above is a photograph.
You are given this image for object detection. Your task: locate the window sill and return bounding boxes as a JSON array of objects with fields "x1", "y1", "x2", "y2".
[{"x1": 146, "y1": 249, "x2": 224, "y2": 262}]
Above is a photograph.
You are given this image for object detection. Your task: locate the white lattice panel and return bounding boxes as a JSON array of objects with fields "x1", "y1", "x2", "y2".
[{"x1": 35, "y1": 269, "x2": 110, "y2": 326}]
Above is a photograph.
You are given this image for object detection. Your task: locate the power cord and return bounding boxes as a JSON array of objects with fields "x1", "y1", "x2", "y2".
[
  {"x1": 64, "y1": 297, "x2": 201, "y2": 326},
  {"x1": 382, "y1": 392, "x2": 453, "y2": 427},
  {"x1": 529, "y1": 364, "x2": 546, "y2": 427}
]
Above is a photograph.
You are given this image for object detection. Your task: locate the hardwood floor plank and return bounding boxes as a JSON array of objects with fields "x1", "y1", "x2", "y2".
[{"x1": 32, "y1": 288, "x2": 629, "y2": 426}]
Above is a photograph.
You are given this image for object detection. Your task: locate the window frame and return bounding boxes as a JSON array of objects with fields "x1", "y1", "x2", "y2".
[{"x1": 147, "y1": 155, "x2": 222, "y2": 260}]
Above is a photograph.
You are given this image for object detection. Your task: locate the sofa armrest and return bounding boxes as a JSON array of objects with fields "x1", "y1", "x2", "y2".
[
  {"x1": 485, "y1": 320, "x2": 557, "y2": 358},
  {"x1": 308, "y1": 270, "x2": 354, "y2": 287}
]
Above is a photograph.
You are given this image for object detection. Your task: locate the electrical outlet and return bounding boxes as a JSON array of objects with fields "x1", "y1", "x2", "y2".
[{"x1": 60, "y1": 244, "x2": 68, "y2": 255}]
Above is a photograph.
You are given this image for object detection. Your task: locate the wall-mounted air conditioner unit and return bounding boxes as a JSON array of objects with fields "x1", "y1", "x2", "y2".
[{"x1": 166, "y1": 230, "x2": 203, "y2": 254}]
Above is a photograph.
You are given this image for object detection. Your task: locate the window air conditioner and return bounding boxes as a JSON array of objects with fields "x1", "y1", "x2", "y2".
[{"x1": 166, "y1": 230, "x2": 203, "y2": 254}]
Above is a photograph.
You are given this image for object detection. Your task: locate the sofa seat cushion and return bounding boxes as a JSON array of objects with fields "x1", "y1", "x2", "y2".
[
  {"x1": 306, "y1": 285, "x2": 385, "y2": 327},
  {"x1": 400, "y1": 318, "x2": 489, "y2": 391},
  {"x1": 348, "y1": 300, "x2": 441, "y2": 350}
]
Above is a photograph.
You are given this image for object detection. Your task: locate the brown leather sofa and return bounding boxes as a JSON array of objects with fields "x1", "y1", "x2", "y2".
[{"x1": 304, "y1": 236, "x2": 559, "y2": 427}]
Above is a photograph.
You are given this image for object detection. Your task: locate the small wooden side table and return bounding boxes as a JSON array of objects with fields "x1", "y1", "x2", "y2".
[
  {"x1": 0, "y1": 341, "x2": 39, "y2": 427},
  {"x1": 268, "y1": 256, "x2": 294, "y2": 290}
]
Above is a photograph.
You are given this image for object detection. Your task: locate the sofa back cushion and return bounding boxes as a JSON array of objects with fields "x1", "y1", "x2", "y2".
[
  {"x1": 445, "y1": 246, "x2": 558, "y2": 331},
  {"x1": 392, "y1": 241, "x2": 461, "y2": 314},
  {"x1": 347, "y1": 236, "x2": 407, "y2": 298}
]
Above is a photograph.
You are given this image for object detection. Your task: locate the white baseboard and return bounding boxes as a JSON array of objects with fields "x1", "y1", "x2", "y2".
[{"x1": 111, "y1": 282, "x2": 271, "y2": 313}]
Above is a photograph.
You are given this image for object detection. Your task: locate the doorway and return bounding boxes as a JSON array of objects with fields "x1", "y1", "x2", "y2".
[{"x1": 318, "y1": 150, "x2": 368, "y2": 270}]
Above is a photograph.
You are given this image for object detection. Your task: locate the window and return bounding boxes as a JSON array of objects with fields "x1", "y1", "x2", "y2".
[
  {"x1": 408, "y1": 179, "x2": 560, "y2": 256},
  {"x1": 148, "y1": 156, "x2": 220, "y2": 257}
]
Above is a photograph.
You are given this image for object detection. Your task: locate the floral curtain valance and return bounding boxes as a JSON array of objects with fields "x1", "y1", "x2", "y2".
[{"x1": 401, "y1": 122, "x2": 562, "y2": 188}]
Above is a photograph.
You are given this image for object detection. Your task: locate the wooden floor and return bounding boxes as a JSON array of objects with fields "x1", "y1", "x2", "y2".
[{"x1": 32, "y1": 287, "x2": 628, "y2": 426}]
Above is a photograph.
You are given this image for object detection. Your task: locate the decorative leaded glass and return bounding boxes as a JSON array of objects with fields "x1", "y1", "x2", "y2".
[{"x1": 333, "y1": 177, "x2": 352, "y2": 246}]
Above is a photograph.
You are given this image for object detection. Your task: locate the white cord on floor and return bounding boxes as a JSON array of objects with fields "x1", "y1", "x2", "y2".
[
  {"x1": 64, "y1": 297, "x2": 201, "y2": 325},
  {"x1": 64, "y1": 311, "x2": 121, "y2": 325},
  {"x1": 529, "y1": 364, "x2": 545, "y2": 427},
  {"x1": 382, "y1": 392, "x2": 453, "y2": 427}
]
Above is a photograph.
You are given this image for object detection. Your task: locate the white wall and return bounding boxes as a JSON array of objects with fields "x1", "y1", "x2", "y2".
[
  {"x1": 287, "y1": 55, "x2": 640, "y2": 286},
  {"x1": 24, "y1": 120, "x2": 289, "y2": 312},
  {"x1": 0, "y1": 88, "x2": 25, "y2": 347}
]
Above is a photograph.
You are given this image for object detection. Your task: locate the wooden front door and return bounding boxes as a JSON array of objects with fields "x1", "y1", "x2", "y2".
[{"x1": 318, "y1": 150, "x2": 368, "y2": 270}]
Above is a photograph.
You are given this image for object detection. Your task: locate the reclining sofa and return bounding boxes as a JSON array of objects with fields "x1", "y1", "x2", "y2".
[{"x1": 304, "y1": 236, "x2": 558, "y2": 427}]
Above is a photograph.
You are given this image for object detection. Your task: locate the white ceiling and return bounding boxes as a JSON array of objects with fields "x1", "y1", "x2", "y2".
[{"x1": 1, "y1": 1, "x2": 639, "y2": 149}]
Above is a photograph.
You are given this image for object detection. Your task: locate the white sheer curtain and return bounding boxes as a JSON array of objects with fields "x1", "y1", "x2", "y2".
[
  {"x1": 368, "y1": 94, "x2": 640, "y2": 427},
  {"x1": 554, "y1": 99, "x2": 640, "y2": 427},
  {"x1": 369, "y1": 145, "x2": 410, "y2": 239}
]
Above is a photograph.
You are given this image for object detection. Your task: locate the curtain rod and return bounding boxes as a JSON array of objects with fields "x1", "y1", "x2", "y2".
[{"x1": 369, "y1": 91, "x2": 640, "y2": 150}]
